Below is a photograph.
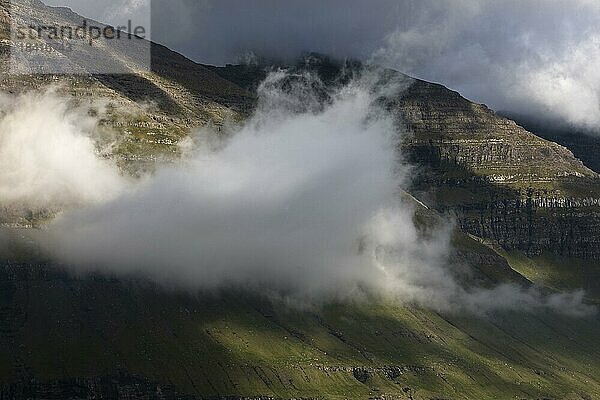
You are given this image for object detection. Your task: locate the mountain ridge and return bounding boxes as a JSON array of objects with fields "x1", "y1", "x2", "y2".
[{"x1": 0, "y1": 1, "x2": 599, "y2": 399}]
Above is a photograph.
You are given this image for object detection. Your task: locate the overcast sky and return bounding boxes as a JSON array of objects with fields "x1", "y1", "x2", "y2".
[{"x1": 44, "y1": 0, "x2": 600, "y2": 131}]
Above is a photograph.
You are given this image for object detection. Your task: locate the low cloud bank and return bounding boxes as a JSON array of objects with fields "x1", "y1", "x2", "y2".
[
  {"x1": 43, "y1": 76, "x2": 405, "y2": 301},
  {"x1": 0, "y1": 76, "x2": 594, "y2": 316}
]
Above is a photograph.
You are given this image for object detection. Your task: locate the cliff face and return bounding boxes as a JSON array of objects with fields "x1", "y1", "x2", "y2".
[
  {"x1": 209, "y1": 62, "x2": 600, "y2": 259},
  {"x1": 501, "y1": 112, "x2": 600, "y2": 173},
  {"x1": 386, "y1": 79, "x2": 600, "y2": 259}
]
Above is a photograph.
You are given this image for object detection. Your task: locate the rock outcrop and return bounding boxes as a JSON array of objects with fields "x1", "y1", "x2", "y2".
[{"x1": 387, "y1": 79, "x2": 600, "y2": 259}]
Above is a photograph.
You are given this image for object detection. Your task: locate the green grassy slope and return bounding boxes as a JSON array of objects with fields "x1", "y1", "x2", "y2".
[
  {"x1": 0, "y1": 263, "x2": 598, "y2": 400},
  {"x1": 487, "y1": 243, "x2": 600, "y2": 303},
  {"x1": 0, "y1": 201, "x2": 598, "y2": 399}
]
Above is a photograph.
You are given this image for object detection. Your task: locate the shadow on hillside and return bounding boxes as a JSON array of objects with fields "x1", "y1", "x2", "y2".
[
  {"x1": 150, "y1": 43, "x2": 254, "y2": 114},
  {"x1": 94, "y1": 73, "x2": 183, "y2": 116},
  {"x1": 0, "y1": 263, "x2": 598, "y2": 398}
]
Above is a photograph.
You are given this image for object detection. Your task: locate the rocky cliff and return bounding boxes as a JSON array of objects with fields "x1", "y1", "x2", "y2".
[{"x1": 387, "y1": 79, "x2": 600, "y2": 258}]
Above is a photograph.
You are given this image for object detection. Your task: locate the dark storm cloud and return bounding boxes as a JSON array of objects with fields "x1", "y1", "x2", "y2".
[
  {"x1": 372, "y1": 1, "x2": 600, "y2": 130},
  {"x1": 152, "y1": 0, "x2": 600, "y2": 131},
  {"x1": 149, "y1": 0, "x2": 403, "y2": 64}
]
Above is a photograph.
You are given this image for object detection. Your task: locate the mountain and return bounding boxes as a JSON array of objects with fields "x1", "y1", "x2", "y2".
[
  {"x1": 208, "y1": 60, "x2": 600, "y2": 297},
  {"x1": 0, "y1": 0, "x2": 253, "y2": 175},
  {"x1": 211, "y1": 60, "x2": 600, "y2": 260},
  {"x1": 0, "y1": 1, "x2": 599, "y2": 399},
  {"x1": 498, "y1": 111, "x2": 600, "y2": 174}
]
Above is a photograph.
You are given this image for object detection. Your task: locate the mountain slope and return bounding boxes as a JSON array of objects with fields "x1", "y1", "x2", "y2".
[
  {"x1": 0, "y1": 215, "x2": 599, "y2": 400},
  {"x1": 0, "y1": 0, "x2": 254, "y2": 176},
  {"x1": 0, "y1": 1, "x2": 599, "y2": 399},
  {"x1": 499, "y1": 111, "x2": 600, "y2": 174}
]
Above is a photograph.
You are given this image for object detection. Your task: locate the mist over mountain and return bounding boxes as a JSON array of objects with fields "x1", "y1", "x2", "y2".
[{"x1": 8, "y1": 72, "x2": 584, "y2": 317}]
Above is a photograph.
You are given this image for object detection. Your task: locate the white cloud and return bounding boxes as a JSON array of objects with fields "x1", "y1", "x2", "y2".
[
  {"x1": 373, "y1": 0, "x2": 600, "y2": 130},
  {"x1": 512, "y1": 35, "x2": 600, "y2": 128},
  {"x1": 0, "y1": 89, "x2": 126, "y2": 209}
]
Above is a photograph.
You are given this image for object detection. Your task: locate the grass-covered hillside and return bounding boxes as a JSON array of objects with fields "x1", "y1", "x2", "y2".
[
  {"x1": 0, "y1": 262, "x2": 598, "y2": 400},
  {"x1": 0, "y1": 199, "x2": 598, "y2": 399}
]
